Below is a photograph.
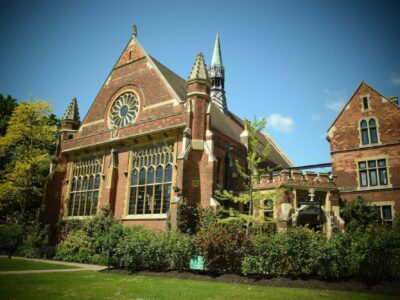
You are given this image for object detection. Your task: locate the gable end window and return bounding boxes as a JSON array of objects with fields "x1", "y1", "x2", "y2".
[
  {"x1": 360, "y1": 118, "x2": 378, "y2": 145},
  {"x1": 362, "y1": 96, "x2": 369, "y2": 110},
  {"x1": 358, "y1": 159, "x2": 388, "y2": 188}
]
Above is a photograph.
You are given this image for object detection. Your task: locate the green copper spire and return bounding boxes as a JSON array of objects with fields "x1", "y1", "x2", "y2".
[{"x1": 211, "y1": 33, "x2": 223, "y2": 66}]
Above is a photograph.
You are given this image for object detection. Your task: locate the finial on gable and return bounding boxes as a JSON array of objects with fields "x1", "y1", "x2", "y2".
[{"x1": 132, "y1": 24, "x2": 137, "y2": 38}]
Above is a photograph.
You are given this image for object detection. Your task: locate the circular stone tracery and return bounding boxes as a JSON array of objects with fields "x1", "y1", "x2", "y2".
[{"x1": 109, "y1": 92, "x2": 139, "y2": 129}]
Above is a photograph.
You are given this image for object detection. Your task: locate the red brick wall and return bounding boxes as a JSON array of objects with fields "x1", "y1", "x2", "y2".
[{"x1": 329, "y1": 82, "x2": 400, "y2": 212}]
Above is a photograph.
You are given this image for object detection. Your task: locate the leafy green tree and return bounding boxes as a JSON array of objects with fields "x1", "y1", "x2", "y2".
[
  {"x1": 0, "y1": 223, "x2": 24, "y2": 259},
  {"x1": 0, "y1": 94, "x2": 18, "y2": 136},
  {"x1": 0, "y1": 100, "x2": 58, "y2": 224},
  {"x1": 0, "y1": 95, "x2": 18, "y2": 171},
  {"x1": 341, "y1": 197, "x2": 379, "y2": 231},
  {"x1": 215, "y1": 117, "x2": 278, "y2": 236}
]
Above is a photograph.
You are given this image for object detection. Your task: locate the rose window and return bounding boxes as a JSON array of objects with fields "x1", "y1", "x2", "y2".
[{"x1": 109, "y1": 92, "x2": 139, "y2": 129}]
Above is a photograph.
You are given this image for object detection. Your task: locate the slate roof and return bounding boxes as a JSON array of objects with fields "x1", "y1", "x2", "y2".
[{"x1": 150, "y1": 56, "x2": 187, "y2": 101}]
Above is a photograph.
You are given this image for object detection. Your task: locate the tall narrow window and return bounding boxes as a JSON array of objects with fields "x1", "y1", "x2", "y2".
[
  {"x1": 68, "y1": 156, "x2": 103, "y2": 217},
  {"x1": 361, "y1": 120, "x2": 369, "y2": 145},
  {"x1": 128, "y1": 144, "x2": 174, "y2": 215},
  {"x1": 358, "y1": 158, "x2": 388, "y2": 188},
  {"x1": 362, "y1": 97, "x2": 369, "y2": 109},
  {"x1": 369, "y1": 119, "x2": 378, "y2": 144}
]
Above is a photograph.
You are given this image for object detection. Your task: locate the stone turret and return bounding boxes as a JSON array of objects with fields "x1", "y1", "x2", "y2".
[{"x1": 60, "y1": 98, "x2": 80, "y2": 142}]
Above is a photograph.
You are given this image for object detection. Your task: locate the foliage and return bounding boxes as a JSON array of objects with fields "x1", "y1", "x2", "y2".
[
  {"x1": 116, "y1": 226, "x2": 194, "y2": 271},
  {"x1": 214, "y1": 116, "x2": 279, "y2": 236},
  {"x1": 18, "y1": 224, "x2": 54, "y2": 259},
  {"x1": 242, "y1": 225, "x2": 400, "y2": 280},
  {"x1": 0, "y1": 94, "x2": 18, "y2": 137},
  {"x1": 193, "y1": 223, "x2": 250, "y2": 274},
  {"x1": 341, "y1": 197, "x2": 379, "y2": 231},
  {"x1": 0, "y1": 100, "x2": 59, "y2": 224},
  {"x1": 0, "y1": 223, "x2": 24, "y2": 258},
  {"x1": 177, "y1": 202, "x2": 201, "y2": 235}
]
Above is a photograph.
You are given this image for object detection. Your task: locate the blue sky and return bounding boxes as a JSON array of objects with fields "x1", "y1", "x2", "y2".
[{"x1": 1, "y1": 0, "x2": 399, "y2": 166}]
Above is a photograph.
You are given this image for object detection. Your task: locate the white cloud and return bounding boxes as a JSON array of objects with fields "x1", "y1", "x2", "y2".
[
  {"x1": 311, "y1": 113, "x2": 321, "y2": 121},
  {"x1": 266, "y1": 113, "x2": 294, "y2": 133},
  {"x1": 391, "y1": 72, "x2": 400, "y2": 86},
  {"x1": 324, "y1": 89, "x2": 347, "y2": 112}
]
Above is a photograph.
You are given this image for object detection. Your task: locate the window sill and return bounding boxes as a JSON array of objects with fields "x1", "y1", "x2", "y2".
[
  {"x1": 357, "y1": 184, "x2": 393, "y2": 191},
  {"x1": 64, "y1": 215, "x2": 95, "y2": 220},
  {"x1": 123, "y1": 214, "x2": 167, "y2": 220}
]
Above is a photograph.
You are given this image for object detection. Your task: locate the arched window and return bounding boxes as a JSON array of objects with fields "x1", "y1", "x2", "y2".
[
  {"x1": 369, "y1": 119, "x2": 378, "y2": 144},
  {"x1": 360, "y1": 118, "x2": 379, "y2": 145},
  {"x1": 361, "y1": 120, "x2": 369, "y2": 145},
  {"x1": 67, "y1": 156, "x2": 103, "y2": 217},
  {"x1": 128, "y1": 144, "x2": 174, "y2": 215}
]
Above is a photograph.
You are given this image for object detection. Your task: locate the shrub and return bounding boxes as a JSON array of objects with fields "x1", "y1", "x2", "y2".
[
  {"x1": 177, "y1": 203, "x2": 201, "y2": 235},
  {"x1": 341, "y1": 197, "x2": 379, "y2": 231},
  {"x1": 54, "y1": 229, "x2": 93, "y2": 263},
  {"x1": 18, "y1": 224, "x2": 54, "y2": 259},
  {"x1": 0, "y1": 223, "x2": 24, "y2": 258},
  {"x1": 193, "y1": 224, "x2": 250, "y2": 274}
]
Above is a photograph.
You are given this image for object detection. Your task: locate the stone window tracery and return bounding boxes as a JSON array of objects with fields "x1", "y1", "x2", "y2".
[
  {"x1": 360, "y1": 118, "x2": 378, "y2": 145},
  {"x1": 68, "y1": 156, "x2": 103, "y2": 217},
  {"x1": 128, "y1": 144, "x2": 174, "y2": 215},
  {"x1": 109, "y1": 92, "x2": 139, "y2": 129}
]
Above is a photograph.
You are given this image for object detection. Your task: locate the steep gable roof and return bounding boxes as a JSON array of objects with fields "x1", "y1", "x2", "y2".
[
  {"x1": 327, "y1": 81, "x2": 399, "y2": 132},
  {"x1": 150, "y1": 56, "x2": 187, "y2": 100}
]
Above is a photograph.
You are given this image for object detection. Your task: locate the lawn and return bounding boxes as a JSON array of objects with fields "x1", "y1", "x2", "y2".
[
  {"x1": 0, "y1": 270, "x2": 396, "y2": 300},
  {"x1": 0, "y1": 257, "x2": 77, "y2": 271}
]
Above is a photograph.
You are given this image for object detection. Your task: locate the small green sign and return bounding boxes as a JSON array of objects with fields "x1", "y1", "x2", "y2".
[{"x1": 190, "y1": 255, "x2": 204, "y2": 270}]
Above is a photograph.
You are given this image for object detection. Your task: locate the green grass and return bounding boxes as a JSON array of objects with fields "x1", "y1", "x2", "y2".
[
  {"x1": 0, "y1": 257, "x2": 77, "y2": 271},
  {"x1": 0, "y1": 270, "x2": 396, "y2": 300}
]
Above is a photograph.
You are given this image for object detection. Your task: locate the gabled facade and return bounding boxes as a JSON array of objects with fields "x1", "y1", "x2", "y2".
[
  {"x1": 42, "y1": 29, "x2": 292, "y2": 230},
  {"x1": 328, "y1": 82, "x2": 400, "y2": 222}
]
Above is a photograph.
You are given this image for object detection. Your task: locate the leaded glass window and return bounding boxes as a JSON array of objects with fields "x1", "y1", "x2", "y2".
[
  {"x1": 128, "y1": 144, "x2": 174, "y2": 215},
  {"x1": 109, "y1": 92, "x2": 139, "y2": 129},
  {"x1": 68, "y1": 156, "x2": 103, "y2": 216},
  {"x1": 358, "y1": 158, "x2": 388, "y2": 188},
  {"x1": 360, "y1": 118, "x2": 379, "y2": 145}
]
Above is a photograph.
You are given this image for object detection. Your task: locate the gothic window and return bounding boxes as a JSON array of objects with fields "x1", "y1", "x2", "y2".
[
  {"x1": 128, "y1": 144, "x2": 174, "y2": 215},
  {"x1": 360, "y1": 118, "x2": 378, "y2": 145},
  {"x1": 68, "y1": 156, "x2": 103, "y2": 217},
  {"x1": 358, "y1": 159, "x2": 388, "y2": 188},
  {"x1": 109, "y1": 92, "x2": 139, "y2": 129}
]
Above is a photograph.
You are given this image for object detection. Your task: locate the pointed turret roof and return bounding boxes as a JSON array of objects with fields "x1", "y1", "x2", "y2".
[
  {"x1": 211, "y1": 33, "x2": 223, "y2": 67},
  {"x1": 62, "y1": 98, "x2": 80, "y2": 123},
  {"x1": 187, "y1": 52, "x2": 210, "y2": 83}
]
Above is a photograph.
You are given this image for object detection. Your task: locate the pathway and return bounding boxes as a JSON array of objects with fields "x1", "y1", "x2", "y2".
[{"x1": 0, "y1": 256, "x2": 106, "y2": 274}]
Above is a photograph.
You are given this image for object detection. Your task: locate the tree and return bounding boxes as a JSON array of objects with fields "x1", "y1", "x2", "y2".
[
  {"x1": 0, "y1": 94, "x2": 18, "y2": 136},
  {"x1": 0, "y1": 95, "x2": 18, "y2": 171},
  {"x1": 215, "y1": 117, "x2": 279, "y2": 236},
  {"x1": 341, "y1": 197, "x2": 380, "y2": 231},
  {"x1": 0, "y1": 100, "x2": 58, "y2": 224},
  {"x1": 0, "y1": 223, "x2": 24, "y2": 259}
]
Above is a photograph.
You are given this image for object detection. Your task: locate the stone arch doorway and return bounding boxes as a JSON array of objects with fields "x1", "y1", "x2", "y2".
[{"x1": 293, "y1": 205, "x2": 331, "y2": 232}]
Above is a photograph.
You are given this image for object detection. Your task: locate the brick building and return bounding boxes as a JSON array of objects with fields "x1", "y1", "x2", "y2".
[
  {"x1": 42, "y1": 29, "x2": 293, "y2": 230},
  {"x1": 42, "y1": 28, "x2": 398, "y2": 234},
  {"x1": 328, "y1": 81, "x2": 400, "y2": 223}
]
